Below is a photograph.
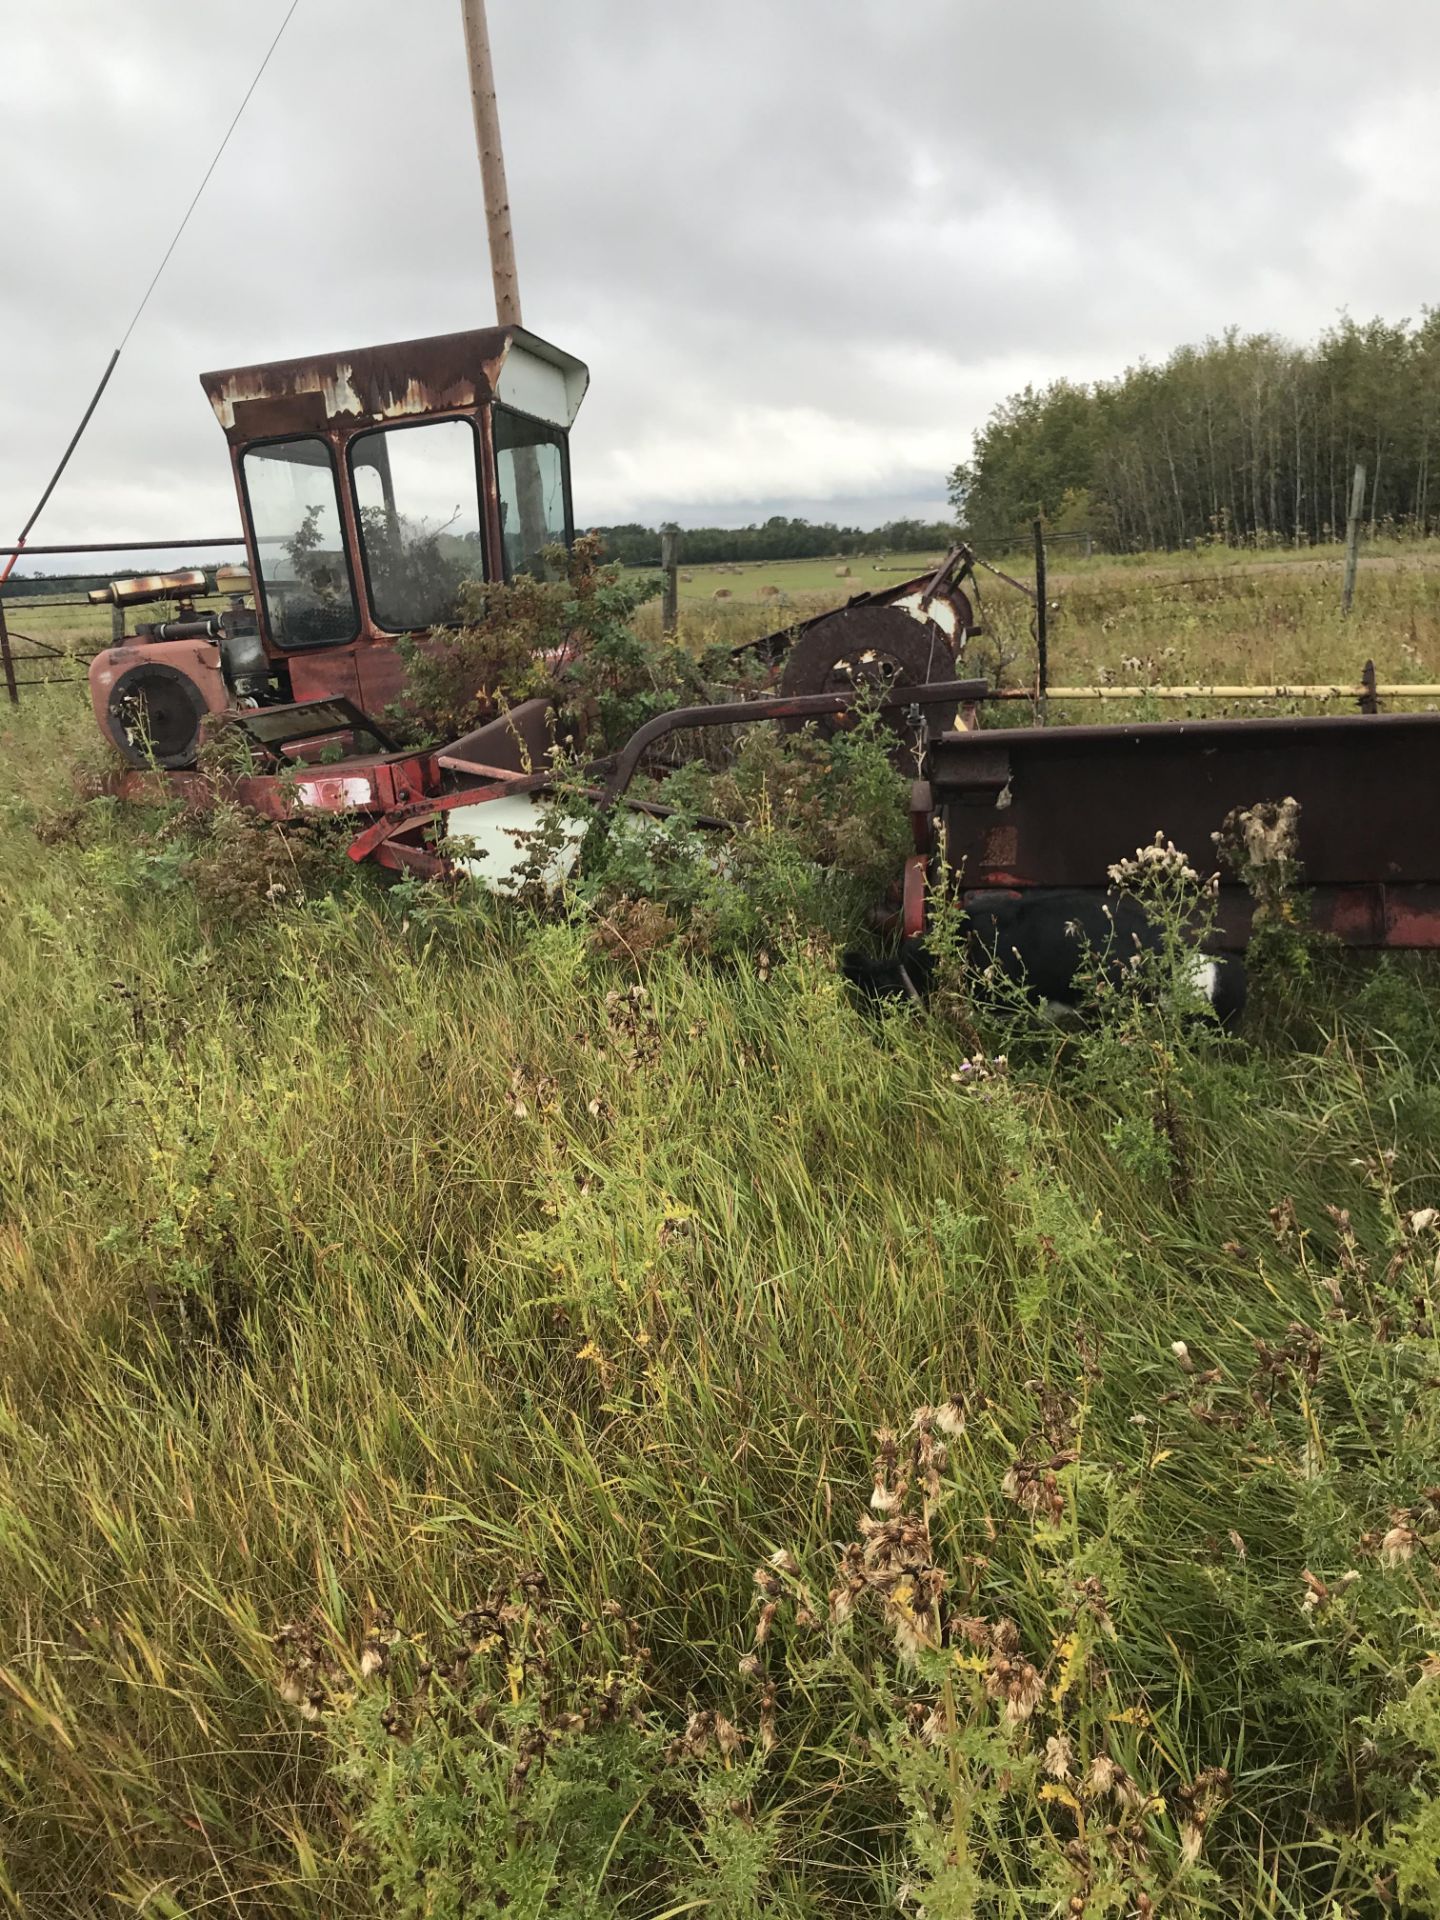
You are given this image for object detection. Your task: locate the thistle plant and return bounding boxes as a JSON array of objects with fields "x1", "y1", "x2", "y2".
[{"x1": 735, "y1": 1398, "x2": 1248, "y2": 1920}]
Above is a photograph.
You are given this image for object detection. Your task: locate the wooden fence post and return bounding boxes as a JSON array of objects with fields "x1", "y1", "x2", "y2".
[
  {"x1": 1342, "y1": 462, "x2": 1366, "y2": 615},
  {"x1": 1033, "y1": 518, "x2": 1048, "y2": 721},
  {"x1": 661, "y1": 527, "x2": 680, "y2": 637}
]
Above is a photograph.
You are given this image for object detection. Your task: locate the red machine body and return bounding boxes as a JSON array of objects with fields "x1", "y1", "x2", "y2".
[{"x1": 83, "y1": 324, "x2": 1440, "y2": 953}]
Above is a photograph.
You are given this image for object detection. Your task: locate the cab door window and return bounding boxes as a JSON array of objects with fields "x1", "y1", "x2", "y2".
[
  {"x1": 350, "y1": 418, "x2": 485, "y2": 631},
  {"x1": 240, "y1": 437, "x2": 358, "y2": 647},
  {"x1": 494, "y1": 407, "x2": 571, "y2": 578}
]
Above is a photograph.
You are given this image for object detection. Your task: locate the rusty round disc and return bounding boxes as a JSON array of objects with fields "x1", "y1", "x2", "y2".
[{"x1": 777, "y1": 604, "x2": 959, "y2": 740}]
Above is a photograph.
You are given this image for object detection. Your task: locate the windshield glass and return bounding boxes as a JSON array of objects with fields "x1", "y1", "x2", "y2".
[
  {"x1": 494, "y1": 407, "x2": 570, "y2": 578},
  {"x1": 240, "y1": 437, "x2": 358, "y2": 648},
  {"x1": 350, "y1": 418, "x2": 485, "y2": 631}
]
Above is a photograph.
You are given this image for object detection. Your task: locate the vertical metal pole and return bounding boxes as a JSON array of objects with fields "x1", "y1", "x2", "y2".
[
  {"x1": 459, "y1": 0, "x2": 522, "y2": 327},
  {"x1": 1342, "y1": 462, "x2": 1366, "y2": 616},
  {"x1": 661, "y1": 527, "x2": 679, "y2": 636},
  {"x1": 1033, "y1": 517, "x2": 1048, "y2": 721},
  {"x1": 0, "y1": 598, "x2": 18, "y2": 706}
]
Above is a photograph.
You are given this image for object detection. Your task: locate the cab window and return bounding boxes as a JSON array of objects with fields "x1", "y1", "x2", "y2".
[
  {"x1": 240, "y1": 437, "x2": 358, "y2": 647},
  {"x1": 350, "y1": 418, "x2": 485, "y2": 631},
  {"x1": 494, "y1": 406, "x2": 571, "y2": 578}
]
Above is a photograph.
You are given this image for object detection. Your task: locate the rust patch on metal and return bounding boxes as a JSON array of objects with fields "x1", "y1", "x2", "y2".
[
  {"x1": 932, "y1": 709, "x2": 1440, "y2": 949},
  {"x1": 200, "y1": 327, "x2": 513, "y2": 442},
  {"x1": 230, "y1": 393, "x2": 328, "y2": 439},
  {"x1": 982, "y1": 824, "x2": 1019, "y2": 869}
]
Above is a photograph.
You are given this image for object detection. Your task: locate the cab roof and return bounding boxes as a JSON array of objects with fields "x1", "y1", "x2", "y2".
[{"x1": 199, "y1": 325, "x2": 588, "y2": 445}]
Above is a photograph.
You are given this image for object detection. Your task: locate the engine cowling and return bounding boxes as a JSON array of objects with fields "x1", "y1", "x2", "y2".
[{"x1": 88, "y1": 639, "x2": 230, "y2": 769}]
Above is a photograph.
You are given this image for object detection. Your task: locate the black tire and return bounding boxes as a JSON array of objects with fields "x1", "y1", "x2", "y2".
[{"x1": 104, "y1": 662, "x2": 211, "y2": 769}]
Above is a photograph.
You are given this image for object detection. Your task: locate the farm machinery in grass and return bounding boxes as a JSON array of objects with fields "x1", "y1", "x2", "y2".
[{"x1": 85, "y1": 323, "x2": 1440, "y2": 953}]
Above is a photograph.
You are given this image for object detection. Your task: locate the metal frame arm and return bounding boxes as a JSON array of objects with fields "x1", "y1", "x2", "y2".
[{"x1": 601, "y1": 677, "x2": 988, "y2": 805}]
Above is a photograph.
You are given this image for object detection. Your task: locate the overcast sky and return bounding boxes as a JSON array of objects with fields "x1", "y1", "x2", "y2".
[{"x1": 3, "y1": 0, "x2": 1439, "y2": 570}]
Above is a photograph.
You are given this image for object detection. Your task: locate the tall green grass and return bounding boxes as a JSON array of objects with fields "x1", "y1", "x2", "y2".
[{"x1": 0, "y1": 687, "x2": 1438, "y2": 1913}]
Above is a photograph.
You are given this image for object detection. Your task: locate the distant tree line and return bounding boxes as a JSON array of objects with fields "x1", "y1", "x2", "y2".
[
  {"x1": 0, "y1": 567, "x2": 219, "y2": 601},
  {"x1": 949, "y1": 313, "x2": 1440, "y2": 553},
  {"x1": 1, "y1": 570, "x2": 142, "y2": 600},
  {"x1": 592, "y1": 515, "x2": 957, "y2": 567}
]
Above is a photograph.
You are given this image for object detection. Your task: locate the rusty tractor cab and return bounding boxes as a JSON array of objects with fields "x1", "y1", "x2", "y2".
[{"x1": 89, "y1": 326, "x2": 586, "y2": 768}]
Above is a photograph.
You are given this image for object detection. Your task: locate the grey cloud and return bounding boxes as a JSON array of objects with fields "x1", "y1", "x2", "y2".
[{"x1": 2, "y1": 0, "x2": 1438, "y2": 559}]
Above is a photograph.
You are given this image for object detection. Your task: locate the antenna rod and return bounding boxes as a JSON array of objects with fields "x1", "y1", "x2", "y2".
[{"x1": 459, "y1": 0, "x2": 522, "y2": 327}]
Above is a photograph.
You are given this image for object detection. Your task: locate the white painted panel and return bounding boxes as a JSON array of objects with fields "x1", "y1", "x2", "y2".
[
  {"x1": 894, "y1": 590, "x2": 958, "y2": 638},
  {"x1": 447, "y1": 794, "x2": 585, "y2": 893},
  {"x1": 296, "y1": 775, "x2": 374, "y2": 808},
  {"x1": 496, "y1": 348, "x2": 572, "y2": 427}
]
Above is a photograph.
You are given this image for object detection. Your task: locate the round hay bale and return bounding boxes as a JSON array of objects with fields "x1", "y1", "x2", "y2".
[
  {"x1": 758, "y1": 583, "x2": 781, "y2": 598},
  {"x1": 712, "y1": 588, "x2": 732, "y2": 600},
  {"x1": 681, "y1": 572, "x2": 694, "y2": 582},
  {"x1": 834, "y1": 565, "x2": 852, "y2": 578}
]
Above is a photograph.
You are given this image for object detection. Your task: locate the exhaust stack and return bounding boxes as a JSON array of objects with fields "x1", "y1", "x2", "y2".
[{"x1": 88, "y1": 569, "x2": 209, "y2": 607}]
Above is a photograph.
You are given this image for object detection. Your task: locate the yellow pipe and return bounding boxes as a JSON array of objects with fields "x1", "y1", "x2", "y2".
[{"x1": 992, "y1": 685, "x2": 1440, "y2": 700}]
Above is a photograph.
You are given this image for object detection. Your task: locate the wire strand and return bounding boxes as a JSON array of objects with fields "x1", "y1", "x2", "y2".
[
  {"x1": 1, "y1": 0, "x2": 302, "y2": 576},
  {"x1": 118, "y1": 0, "x2": 302, "y2": 350}
]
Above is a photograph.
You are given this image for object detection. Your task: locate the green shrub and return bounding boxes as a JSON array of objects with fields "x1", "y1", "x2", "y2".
[
  {"x1": 390, "y1": 533, "x2": 676, "y2": 751},
  {"x1": 571, "y1": 707, "x2": 912, "y2": 964}
]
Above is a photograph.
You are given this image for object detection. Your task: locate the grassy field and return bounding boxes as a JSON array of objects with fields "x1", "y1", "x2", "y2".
[
  {"x1": 2, "y1": 556, "x2": 1440, "y2": 1913},
  {"x1": 14, "y1": 537, "x2": 1440, "y2": 703},
  {"x1": 633, "y1": 541, "x2": 1440, "y2": 719},
  {"x1": 666, "y1": 553, "x2": 949, "y2": 603}
]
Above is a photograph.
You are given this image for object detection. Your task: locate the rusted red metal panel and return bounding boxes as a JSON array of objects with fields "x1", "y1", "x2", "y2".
[
  {"x1": 107, "y1": 769, "x2": 295, "y2": 820},
  {"x1": 106, "y1": 746, "x2": 438, "y2": 823},
  {"x1": 933, "y1": 711, "x2": 1440, "y2": 948},
  {"x1": 371, "y1": 837, "x2": 449, "y2": 880},
  {"x1": 355, "y1": 646, "x2": 410, "y2": 717},
  {"x1": 289, "y1": 649, "x2": 366, "y2": 708},
  {"x1": 1382, "y1": 890, "x2": 1440, "y2": 943},
  {"x1": 439, "y1": 698, "x2": 554, "y2": 776},
  {"x1": 199, "y1": 329, "x2": 513, "y2": 445}
]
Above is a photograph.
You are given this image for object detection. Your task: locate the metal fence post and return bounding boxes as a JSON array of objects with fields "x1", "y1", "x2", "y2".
[
  {"x1": 0, "y1": 598, "x2": 17, "y2": 706},
  {"x1": 1033, "y1": 518, "x2": 1048, "y2": 721}
]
